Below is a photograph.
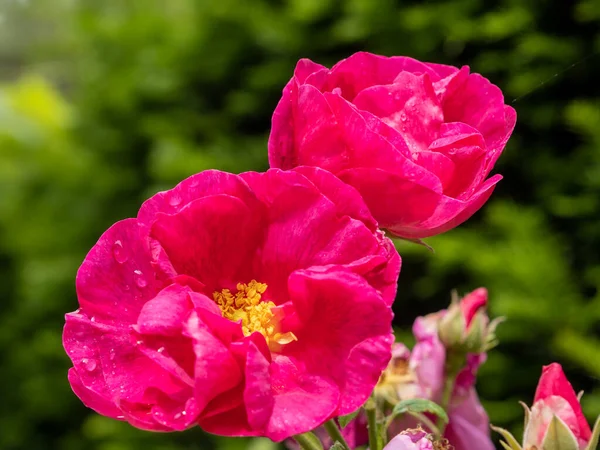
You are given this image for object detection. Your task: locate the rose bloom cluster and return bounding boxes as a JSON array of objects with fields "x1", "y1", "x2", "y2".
[{"x1": 63, "y1": 52, "x2": 599, "y2": 450}]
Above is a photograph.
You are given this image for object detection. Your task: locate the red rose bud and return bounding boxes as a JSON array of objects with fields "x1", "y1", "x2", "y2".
[
  {"x1": 493, "y1": 363, "x2": 600, "y2": 450},
  {"x1": 438, "y1": 288, "x2": 500, "y2": 354}
]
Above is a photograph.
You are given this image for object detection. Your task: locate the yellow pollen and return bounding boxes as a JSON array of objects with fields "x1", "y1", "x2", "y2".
[{"x1": 213, "y1": 280, "x2": 297, "y2": 347}]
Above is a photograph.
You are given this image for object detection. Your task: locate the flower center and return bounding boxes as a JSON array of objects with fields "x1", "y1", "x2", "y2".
[{"x1": 213, "y1": 280, "x2": 297, "y2": 346}]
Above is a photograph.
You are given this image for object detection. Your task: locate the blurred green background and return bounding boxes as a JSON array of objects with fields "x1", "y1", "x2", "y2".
[{"x1": 0, "y1": 0, "x2": 598, "y2": 449}]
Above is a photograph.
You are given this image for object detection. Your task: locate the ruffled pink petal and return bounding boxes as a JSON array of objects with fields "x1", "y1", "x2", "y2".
[
  {"x1": 285, "y1": 268, "x2": 393, "y2": 416},
  {"x1": 64, "y1": 313, "x2": 120, "y2": 412},
  {"x1": 534, "y1": 363, "x2": 592, "y2": 441},
  {"x1": 445, "y1": 389, "x2": 495, "y2": 450},
  {"x1": 294, "y1": 58, "x2": 328, "y2": 85},
  {"x1": 292, "y1": 165, "x2": 378, "y2": 232},
  {"x1": 410, "y1": 334, "x2": 446, "y2": 400},
  {"x1": 67, "y1": 368, "x2": 123, "y2": 419},
  {"x1": 76, "y1": 218, "x2": 163, "y2": 326},
  {"x1": 184, "y1": 311, "x2": 243, "y2": 412},
  {"x1": 337, "y1": 168, "x2": 441, "y2": 234},
  {"x1": 266, "y1": 355, "x2": 340, "y2": 441},
  {"x1": 243, "y1": 342, "x2": 274, "y2": 430},
  {"x1": 150, "y1": 194, "x2": 263, "y2": 292},
  {"x1": 352, "y1": 72, "x2": 444, "y2": 153},
  {"x1": 240, "y1": 170, "x2": 381, "y2": 303},
  {"x1": 324, "y1": 52, "x2": 442, "y2": 101},
  {"x1": 385, "y1": 174, "x2": 502, "y2": 239},
  {"x1": 428, "y1": 122, "x2": 487, "y2": 198},
  {"x1": 135, "y1": 284, "x2": 193, "y2": 336},
  {"x1": 294, "y1": 84, "x2": 350, "y2": 172},
  {"x1": 439, "y1": 70, "x2": 515, "y2": 159},
  {"x1": 137, "y1": 170, "x2": 260, "y2": 233},
  {"x1": 269, "y1": 77, "x2": 301, "y2": 170},
  {"x1": 322, "y1": 92, "x2": 429, "y2": 174}
]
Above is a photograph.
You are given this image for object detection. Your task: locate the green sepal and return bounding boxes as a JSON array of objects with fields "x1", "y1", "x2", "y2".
[
  {"x1": 519, "y1": 401, "x2": 531, "y2": 430},
  {"x1": 584, "y1": 415, "x2": 600, "y2": 450},
  {"x1": 329, "y1": 443, "x2": 345, "y2": 450},
  {"x1": 390, "y1": 398, "x2": 448, "y2": 425},
  {"x1": 338, "y1": 408, "x2": 361, "y2": 429},
  {"x1": 490, "y1": 424, "x2": 523, "y2": 450},
  {"x1": 541, "y1": 415, "x2": 580, "y2": 450},
  {"x1": 294, "y1": 431, "x2": 324, "y2": 450}
]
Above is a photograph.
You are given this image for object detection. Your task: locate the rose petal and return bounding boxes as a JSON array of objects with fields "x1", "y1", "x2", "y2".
[
  {"x1": 150, "y1": 194, "x2": 263, "y2": 292},
  {"x1": 76, "y1": 219, "x2": 163, "y2": 326}
]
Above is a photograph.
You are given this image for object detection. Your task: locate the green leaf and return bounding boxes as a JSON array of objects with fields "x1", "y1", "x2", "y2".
[
  {"x1": 390, "y1": 398, "x2": 449, "y2": 424},
  {"x1": 338, "y1": 408, "x2": 362, "y2": 429}
]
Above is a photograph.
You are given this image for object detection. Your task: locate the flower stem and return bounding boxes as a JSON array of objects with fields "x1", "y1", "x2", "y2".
[
  {"x1": 365, "y1": 397, "x2": 381, "y2": 450},
  {"x1": 293, "y1": 431, "x2": 324, "y2": 450},
  {"x1": 324, "y1": 419, "x2": 351, "y2": 450},
  {"x1": 437, "y1": 370, "x2": 457, "y2": 434}
]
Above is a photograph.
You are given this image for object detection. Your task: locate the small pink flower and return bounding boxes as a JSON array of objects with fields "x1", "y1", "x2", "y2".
[
  {"x1": 380, "y1": 309, "x2": 494, "y2": 450},
  {"x1": 524, "y1": 363, "x2": 592, "y2": 449},
  {"x1": 269, "y1": 52, "x2": 516, "y2": 238},
  {"x1": 63, "y1": 167, "x2": 399, "y2": 440}
]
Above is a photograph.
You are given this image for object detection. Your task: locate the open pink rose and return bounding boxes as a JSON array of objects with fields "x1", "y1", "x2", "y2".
[
  {"x1": 269, "y1": 52, "x2": 516, "y2": 238},
  {"x1": 524, "y1": 363, "x2": 593, "y2": 449},
  {"x1": 63, "y1": 167, "x2": 399, "y2": 440}
]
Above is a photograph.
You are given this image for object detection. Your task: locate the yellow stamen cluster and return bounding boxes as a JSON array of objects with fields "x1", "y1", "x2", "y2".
[{"x1": 213, "y1": 280, "x2": 297, "y2": 347}]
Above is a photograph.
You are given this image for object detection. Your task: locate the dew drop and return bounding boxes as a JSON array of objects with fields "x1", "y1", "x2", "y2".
[
  {"x1": 157, "y1": 347, "x2": 165, "y2": 353},
  {"x1": 168, "y1": 194, "x2": 182, "y2": 207},
  {"x1": 400, "y1": 112, "x2": 408, "y2": 122},
  {"x1": 82, "y1": 358, "x2": 97, "y2": 371},
  {"x1": 136, "y1": 340, "x2": 143, "y2": 346},
  {"x1": 90, "y1": 316, "x2": 96, "y2": 322},
  {"x1": 133, "y1": 269, "x2": 147, "y2": 288},
  {"x1": 112, "y1": 240, "x2": 128, "y2": 264},
  {"x1": 109, "y1": 349, "x2": 116, "y2": 361},
  {"x1": 174, "y1": 412, "x2": 182, "y2": 419}
]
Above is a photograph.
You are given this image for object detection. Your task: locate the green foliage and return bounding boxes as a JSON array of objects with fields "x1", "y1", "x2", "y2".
[{"x1": 0, "y1": 0, "x2": 598, "y2": 449}]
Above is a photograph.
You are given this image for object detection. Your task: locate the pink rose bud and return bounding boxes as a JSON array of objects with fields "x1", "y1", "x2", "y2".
[
  {"x1": 493, "y1": 363, "x2": 600, "y2": 450},
  {"x1": 269, "y1": 52, "x2": 516, "y2": 239},
  {"x1": 438, "y1": 288, "x2": 499, "y2": 354}
]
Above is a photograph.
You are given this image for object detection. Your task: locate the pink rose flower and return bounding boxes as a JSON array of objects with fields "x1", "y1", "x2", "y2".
[
  {"x1": 524, "y1": 363, "x2": 592, "y2": 449},
  {"x1": 63, "y1": 167, "x2": 400, "y2": 440},
  {"x1": 269, "y1": 52, "x2": 516, "y2": 238}
]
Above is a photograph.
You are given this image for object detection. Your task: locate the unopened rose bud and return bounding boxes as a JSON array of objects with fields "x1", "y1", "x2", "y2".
[
  {"x1": 492, "y1": 363, "x2": 600, "y2": 450},
  {"x1": 438, "y1": 288, "x2": 500, "y2": 355}
]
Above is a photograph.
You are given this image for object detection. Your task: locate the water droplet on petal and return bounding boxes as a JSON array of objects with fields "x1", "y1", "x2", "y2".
[
  {"x1": 157, "y1": 347, "x2": 165, "y2": 353},
  {"x1": 85, "y1": 358, "x2": 97, "y2": 371},
  {"x1": 90, "y1": 316, "x2": 96, "y2": 322},
  {"x1": 174, "y1": 412, "x2": 182, "y2": 419},
  {"x1": 112, "y1": 240, "x2": 128, "y2": 264},
  {"x1": 168, "y1": 194, "x2": 182, "y2": 207},
  {"x1": 109, "y1": 349, "x2": 116, "y2": 361},
  {"x1": 133, "y1": 270, "x2": 147, "y2": 288}
]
